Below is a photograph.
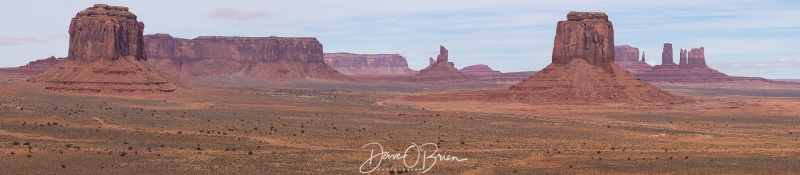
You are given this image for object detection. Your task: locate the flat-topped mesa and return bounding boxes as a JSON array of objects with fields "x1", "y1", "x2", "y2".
[
  {"x1": 193, "y1": 36, "x2": 319, "y2": 43},
  {"x1": 69, "y1": 4, "x2": 146, "y2": 62},
  {"x1": 552, "y1": 12, "x2": 614, "y2": 66},
  {"x1": 31, "y1": 4, "x2": 181, "y2": 93},
  {"x1": 143, "y1": 34, "x2": 349, "y2": 80},
  {"x1": 460, "y1": 64, "x2": 501, "y2": 76},
  {"x1": 144, "y1": 34, "x2": 324, "y2": 63},
  {"x1": 75, "y1": 4, "x2": 137, "y2": 19},
  {"x1": 687, "y1": 47, "x2": 707, "y2": 67},
  {"x1": 613, "y1": 45, "x2": 652, "y2": 73},
  {"x1": 323, "y1": 53, "x2": 416, "y2": 76},
  {"x1": 566, "y1": 11, "x2": 608, "y2": 21},
  {"x1": 614, "y1": 45, "x2": 640, "y2": 62}
]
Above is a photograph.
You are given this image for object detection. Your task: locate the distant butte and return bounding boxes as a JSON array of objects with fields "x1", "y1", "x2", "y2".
[
  {"x1": 143, "y1": 34, "x2": 350, "y2": 81},
  {"x1": 0, "y1": 56, "x2": 66, "y2": 80},
  {"x1": 323, "y1": 53, "x2": 417, "y2": 76},
  {"x1": 411, "y1": 45, "x2": 474, "y2": 82},
  {"x1": 30, "y1": 4, "x2": 181, "y2": 93},
  {"x1": 460, "y1": 64, "x2": 501, "y2": 76},
  {"x1": 507, "y1": 11, "x2": 678, "y2": 103},
  {"x1": 614, "y1": 45, "x2": 652, "y2": 73},
  {"x1": 632, "y1": 44, "x2": 766, "y2": 82}
]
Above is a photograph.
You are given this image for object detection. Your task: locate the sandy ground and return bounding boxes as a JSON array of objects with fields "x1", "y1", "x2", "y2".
[{"x1": 0, "y1": 80, "x2": 799, "y2": 174}]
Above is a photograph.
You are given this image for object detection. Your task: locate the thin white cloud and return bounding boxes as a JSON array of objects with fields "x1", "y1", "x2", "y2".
[
  {"x1": 713, "y1": 56, "x2": 800, "y2": 68},
  {"x1": 0, "y1": 36, "x2": 42, "y2": 46},
  {"x1": 712, "y1": 56, "x2": 800, "y2": 78},
  {"x1": 207, "y1": 8, "x2": 268, "y2": 21},
  {"x1": 48, "y1": 33, "x2": 68, "y2": 39}
]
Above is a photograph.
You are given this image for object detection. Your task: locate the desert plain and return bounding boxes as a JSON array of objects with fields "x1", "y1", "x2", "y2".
[
  {"x1": 0, "y1": 79, "x2": 799, "y2": 174},
  {"x1": 1, "y1": 3, "x2": 800, "y2": 175}
]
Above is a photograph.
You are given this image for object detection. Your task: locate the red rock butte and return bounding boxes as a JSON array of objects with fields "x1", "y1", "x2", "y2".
[
  {"x1": 635, "y1": 45, "x2": 736, "y2": 82},
  {"x1": 323, "y1": 53, "x2": 416, "y2": 76},
  {"x1": 460, "y1": 64, "x2": 501, "y2": 76},
  {"x1": 143, "y1": 34, "x2": 350, "y2": 81},
  {"x1": 0, "y1": 56, "x2": 66, "y2": 79},
  {"x1": 30, "y1": 4, "x2": 181, "y2": 93},
  {"x1": 412, "y1": 45, "x2": 474, "y2": 82},
  {"x1": 508, "y1": 11, "x2": 678, "y2": 103},
  {"x1": 614, "y1": 45, "x2": 652, "y2": 73}
]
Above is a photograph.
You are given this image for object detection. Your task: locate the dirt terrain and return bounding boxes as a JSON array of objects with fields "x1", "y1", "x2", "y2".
[
  {"x1": 0, "y1": 80, "x2": 799, "y2": 174},
  {"x1": 2, "y1": 4, "x2": 799, "y2": 174}
]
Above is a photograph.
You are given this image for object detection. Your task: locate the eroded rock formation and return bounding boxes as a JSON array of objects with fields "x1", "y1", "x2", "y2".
[
  {"x1": 660, "y1": 43, "x2": 676, "y2": 66},
  {"x1": 0, "y1": 56, "x2": 66, "y2": 80},
  {"x1": 637, "y1": 46, "x2": 731, "y2": 82},
  {"x1": 642, "y1": 52, "x2": 646, "y2": 62},
  {"x1": 412, "y1": 45, "x2": 473, "y2": 82},
  {"x1": 614, "y1": 45, "x2": 639, "y2": 62},
  {"x1": 30, "y1": 4, "x2": 181, "y2": 93},
  {"x1": 613, "y1": 45, "x2": 652, "y2": 73},
  {"x1": 508, "y1": 11, "x2": 677, "y2": 103},
  {"x1": 143, "y1": 34, "x2": 350, "y2": 81},
  {"x1": 687, "y1": 47, "x2": 706, "y2": 68},
  {"x1": 460, "y1": 64, "x2": 501, "y2": 76},
  {"x1": 679, "y1": 49, "x2": 688, "y2": 66},
  {"x1": 323, "y1": 53, "x2": 416, "y2": 76},
  {"x1": 551, "y1": 12, "x2": 614, "y2": 66}
]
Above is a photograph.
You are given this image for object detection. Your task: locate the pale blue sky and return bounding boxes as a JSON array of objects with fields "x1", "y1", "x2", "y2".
[{"x1": 1, "y1": 0, "x2": 798, "y2": 78}]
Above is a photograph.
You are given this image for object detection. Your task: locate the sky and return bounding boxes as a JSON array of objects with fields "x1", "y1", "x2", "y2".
[{"x1": 1, "y1": 0, "x2": 799, "y2": 79}]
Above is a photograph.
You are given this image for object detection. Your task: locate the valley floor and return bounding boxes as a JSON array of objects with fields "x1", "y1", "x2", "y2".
[{"x1": 0, "y1": 81, "x2": 799, "y2": 174}]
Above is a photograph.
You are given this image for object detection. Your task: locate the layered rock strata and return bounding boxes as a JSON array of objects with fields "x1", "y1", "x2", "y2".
[
  {"x1": 30, "y1": 4, "x2": 181, "y2": 93},
  {"x1": 143, "y1": 34, "x2": 350, "y2": 81},
  {"x1": 508, "y1": 12, "x2": 677, "y2": 103},
  {"x1": 323, "y1": 53, "x2": 416, "y2": 76}
]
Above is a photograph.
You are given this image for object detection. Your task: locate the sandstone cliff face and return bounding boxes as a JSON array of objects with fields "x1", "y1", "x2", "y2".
[
  {"x1": 552, "y1": 12, "x2": 614, "y2": 66},
  {"x1": 509, "y1": 12, "x2": 678, "y2": 103},
  {"x1": 613, "y1": 45, "x2": 652, "y2": 73},
  {"x1": 31, "y1": 4, "x2": 181, "y2": 93},
  {"x1": 143, "y1": 34, "x2": 350, "y2": 81},
  {"x1": 68, "y1": 4, "x2": 146, "y2": 62},
  {"x1": 323, "y1": 53, "x2": 416, "y2": 76},
  {"x1": 460, "y1": 64, "x2": 501, "y2": 76},
  {"x1": 145, "y1": 34, "x2": 323, "y2": 63},
  {"x1": 687, "y1": 47, "x2": 706, "y2": 68},
  {"x1": 614, "y1": 45, "x2": 639, "y2": 62},
  {"x1": 660, "y1": 43, "x2": 676, "y2": 65}
]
